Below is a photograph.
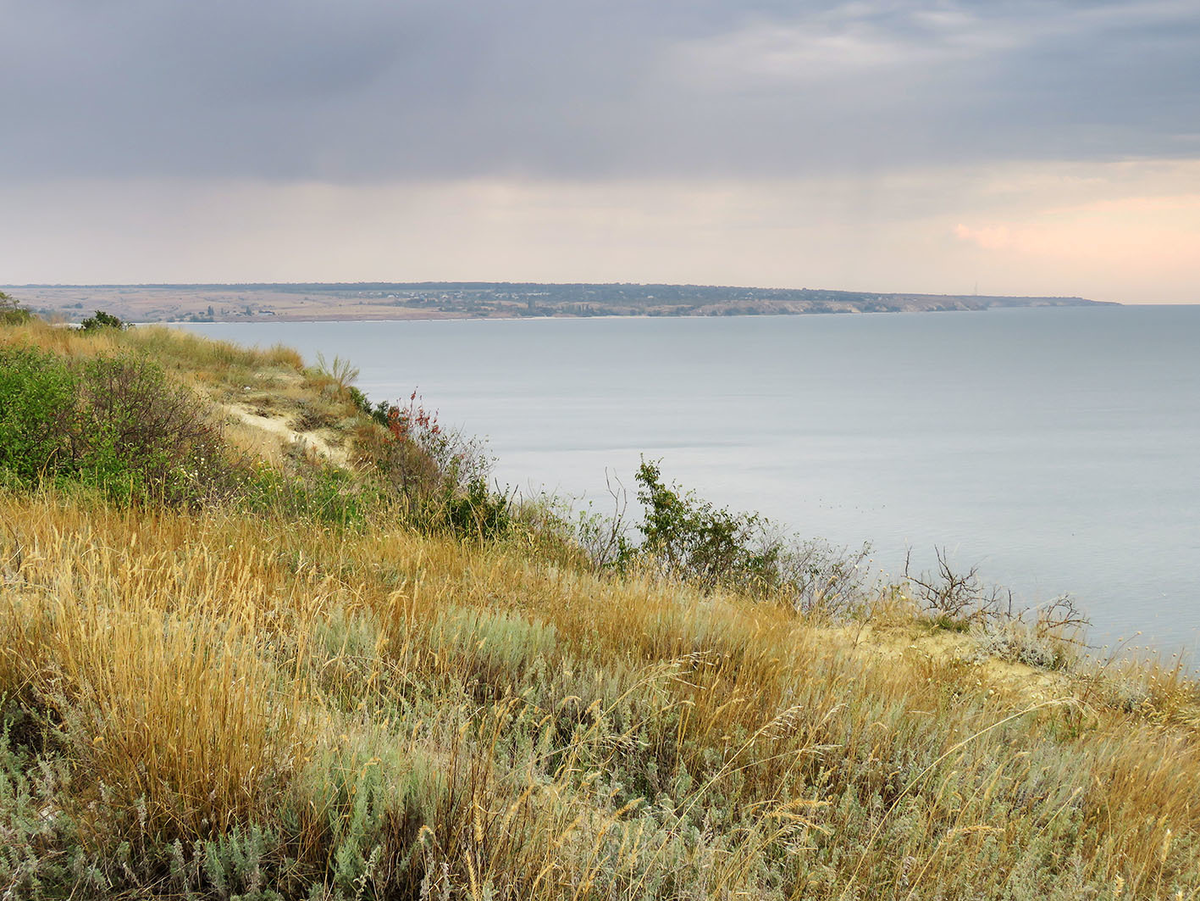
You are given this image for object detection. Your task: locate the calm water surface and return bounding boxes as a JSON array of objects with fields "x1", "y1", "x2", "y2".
[{"x1": 178, "y1": 307, "x2": 1200, "y2": 656}]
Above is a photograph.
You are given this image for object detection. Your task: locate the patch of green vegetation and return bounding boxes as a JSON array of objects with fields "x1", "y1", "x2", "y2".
[
  {"x1": 0, "y1": 316, "x2": 512, "y2": 534},
  {"x1": 627, "y1": 457, "x2": 781, "y2": 594},
  {"x1": 0, "y1": 291, "x2": 32, "y2": 326},
  {"x1": 79, "y1": 309, "x2": 128, "y2": 332},
  {"x1": 0, "y1": 345, "x2": 230, "y2": 505}
]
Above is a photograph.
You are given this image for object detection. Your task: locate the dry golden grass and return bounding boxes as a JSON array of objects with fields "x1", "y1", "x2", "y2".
[
  {"x1": 2, "y1": 487, "x2": 1199, "y2": 899},
  {"x1": 0, "y1": 317, "x2": 125, "y2": 358},
  {"x1": 0, "y1": 317, "x2": 306, "y2": 393},
  {"x1": 122, "y1": 325, "x2": 305, "y2": 386},
  {"x1": 0, "y1": 500, "x2": 306, "y2": 839}
]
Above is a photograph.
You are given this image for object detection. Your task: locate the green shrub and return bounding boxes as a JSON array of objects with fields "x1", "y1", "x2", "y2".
[
  {"x1": 346, "y1": 386, "x2": 386, "y2": 426},
  {"x1": 0, "y1": 346, "x2": 232, "y2": 506},
  {"x1": 629, "y1": 458, "x2": 780, "y2": 595},
  {"x1": 619, "y1": 460, "x2": 876, "y2": 614},
  {"x1": 0, "y1": 719, "x2": 85, "y2": 899},
  {"x1": 0, "y1": 291, "x2": 32, "y2": 326},
  {"x1": 442, "y1": 477, "x2": 512, "y2": 539},
  {"x1": 0, "y1": 347, "x2": 75, "y2": 485},
  {"x1": 79, "y1": 310, "x2": 128, "y2": 332},
  {"x1": 71, "y1": 354, "x2": 227, "y2": 505},
  {"x1": 193, "y1": 825, "x2": 287, "y2": 901},
  {"x1": 288, "y1": 738, "x2": 434, "y2": 899}
]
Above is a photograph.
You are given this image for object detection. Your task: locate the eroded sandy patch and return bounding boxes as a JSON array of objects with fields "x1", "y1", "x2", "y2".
[{"x1": 221, "y1": 402, "x2": 351, "y2": 468}]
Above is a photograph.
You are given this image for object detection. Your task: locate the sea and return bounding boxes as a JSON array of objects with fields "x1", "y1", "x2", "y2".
[{"x1": 175, "y1": 305, "x2": 1200, "y2": 659}]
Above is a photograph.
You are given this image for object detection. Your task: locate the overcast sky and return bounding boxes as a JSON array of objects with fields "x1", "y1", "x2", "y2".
[{"x1": 2, "y1": 0, "x2": 1198, "y2": 302}]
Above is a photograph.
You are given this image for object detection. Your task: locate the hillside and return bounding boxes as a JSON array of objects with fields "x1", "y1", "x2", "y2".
[
  {"x1": 1, "y1": 313, "x2": 1197, "y2": 900},
  {"x1": 4, "y1": 282, "x2": 1112, "y2": 324}
]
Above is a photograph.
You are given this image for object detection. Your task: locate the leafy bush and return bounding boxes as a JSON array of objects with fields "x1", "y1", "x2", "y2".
[
  {"x1": 356, "y1": 391, "x2": 509, "y2": 537},
  {"x1": 0, "y1": 291, "x2": 32, "y2": 326},
  {"x1": 0, "y1": 347, "x2": 75, "y2": 485},
  {"x1": 621, "y1": 460, "x2": 876, "y2": 614},
  {"x1": 387, "y1": 393, "x2": 493, "y2": 491},
  {"x1": 0, "y1": 346, "x2": 231, "y2": 506},
  {"x1": 71, "y1": 355, "x2": 227, "y2": 505},
  {"x1": 79, "y1": 310, "x2": 128, "y2": 332},
  {"x1": 629, "y1": 458, "x2": 781, "y2": 595},
  {"x1": 347, "y1": 386, "x2": 390, "y2": 426},
  {"x1": 442, "y1": 476, "x2": 513, "y2": 539}
]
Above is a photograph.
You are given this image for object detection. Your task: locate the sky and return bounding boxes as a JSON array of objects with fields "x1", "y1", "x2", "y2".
[{"x1": 2, "y1": 0, "x2": 1198, "y2": 303}]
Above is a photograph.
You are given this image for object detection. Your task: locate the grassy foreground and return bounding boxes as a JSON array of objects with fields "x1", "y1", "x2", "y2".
[{"x1": 2, "y1": 316, "x2": 1200, "y2": 899}]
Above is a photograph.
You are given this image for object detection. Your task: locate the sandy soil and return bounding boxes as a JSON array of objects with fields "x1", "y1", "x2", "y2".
[
  {"x1": 828, "y1": 621, "x2": 1073, "y2": 706},
  {"x1": 222, "y1": 402, "x2": 352, "y2": 468}
]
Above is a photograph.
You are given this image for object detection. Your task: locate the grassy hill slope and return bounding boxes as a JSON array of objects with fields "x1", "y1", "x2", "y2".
[{"x1": 1, "y1": 316, "x2": 1197, "y2": 900}]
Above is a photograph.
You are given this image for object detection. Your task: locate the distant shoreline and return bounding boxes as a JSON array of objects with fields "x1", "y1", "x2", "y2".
[
  {"x1": 163, "y1": 307, "x2": 1122, "y2": 328},
  {"x1": 2, "y1": 281, "x2": 1117, "y2": 325}
]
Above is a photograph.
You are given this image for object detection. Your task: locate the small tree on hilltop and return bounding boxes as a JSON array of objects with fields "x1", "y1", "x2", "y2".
[
  {"x1": 0, "y1": 290, "x2": 32, "y2": 325},
  {"x1": 80, "y1": 310, "x2": 129, "y2": 332}
]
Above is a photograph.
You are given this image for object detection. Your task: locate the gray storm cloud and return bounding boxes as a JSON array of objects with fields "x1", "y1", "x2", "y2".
[{"x1": 3, "y1": 0, "x2": 1198, "y2": 183}]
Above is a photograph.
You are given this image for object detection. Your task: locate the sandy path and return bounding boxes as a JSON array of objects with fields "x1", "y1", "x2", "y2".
[{"x1": 222, "y1": 402, "x2": 351, "y2": 468}]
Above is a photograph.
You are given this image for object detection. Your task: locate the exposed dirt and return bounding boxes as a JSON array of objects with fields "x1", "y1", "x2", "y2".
[
  {"x1": 830, "y1": 621, "x2": 1073, "y2": 706},
  {"x1": 220, "y1": 401, "x2": 352, "y2": 468}
]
